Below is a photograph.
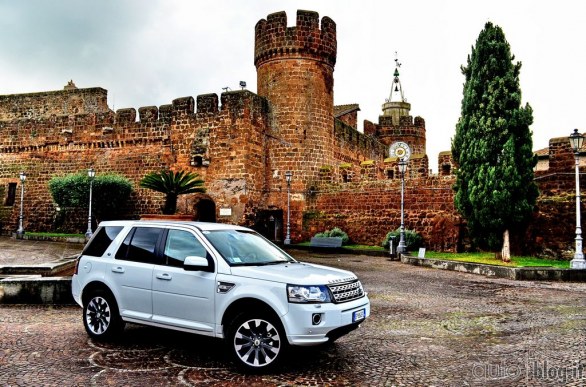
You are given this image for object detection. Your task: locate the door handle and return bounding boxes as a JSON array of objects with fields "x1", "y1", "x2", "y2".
[
  {"x1": 111, "y1": 266, "x2": 125, "y2": 273},
  {"x1": 156, "y1": 273, "x2": 172, "y2": 281}
]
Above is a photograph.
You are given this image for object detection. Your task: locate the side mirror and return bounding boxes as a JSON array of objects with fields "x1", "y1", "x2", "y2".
[{"x1": 184, "y1": 256, "x2": 210, "y2": 272}]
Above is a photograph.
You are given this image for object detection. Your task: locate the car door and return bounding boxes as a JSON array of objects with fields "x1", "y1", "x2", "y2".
[
  {"x1": 152, "y1": 228, "x2": 217, "y2": 333},
  {"x1": 111, "y1": 226, "x2": 164, "y2": 321}
]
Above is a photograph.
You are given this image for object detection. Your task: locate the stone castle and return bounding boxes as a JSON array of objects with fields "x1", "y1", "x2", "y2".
[{"x1": 0, "y1": 10, "x2": 582, "y2": 256}]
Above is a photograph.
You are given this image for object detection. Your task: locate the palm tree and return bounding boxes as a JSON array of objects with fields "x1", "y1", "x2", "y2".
[{"x1": 140, "y1": 170, "x2": 206, "y2": 215}]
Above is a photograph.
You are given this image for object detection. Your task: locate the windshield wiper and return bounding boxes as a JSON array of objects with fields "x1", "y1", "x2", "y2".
[
  {"x1": 231, "y1": 260, "x2": 290, "y2": 267},
  {"x1": 258, "y1": 261, "x2": 290, "y2": 266}
]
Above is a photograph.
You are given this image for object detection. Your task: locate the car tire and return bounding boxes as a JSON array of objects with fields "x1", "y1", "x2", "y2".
[
  {"x1": 227, "y1": 312, "x2": 287, "y2": 372},
  {"x1": 82, "y1": 288, "x2": 125, "y2": 340}
]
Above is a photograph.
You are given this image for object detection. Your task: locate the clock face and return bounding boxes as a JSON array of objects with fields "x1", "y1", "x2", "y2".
[{"x1": 389, "y1": 141, "x2": 412, "y2": 161}]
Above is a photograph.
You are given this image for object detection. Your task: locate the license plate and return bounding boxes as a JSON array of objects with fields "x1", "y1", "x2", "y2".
[{"x1": 352, "y1": 308, "x2": 365, "y2": 322}]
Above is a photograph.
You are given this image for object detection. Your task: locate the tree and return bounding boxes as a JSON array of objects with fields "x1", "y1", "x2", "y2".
[
  {"x1": 49, "y1": 173, "x2": 133, "y2": 222},
  {"x1": 451, "y1": 22, "x2": 538, "y2": 260},
  {"x1": 140, "y1": 170, "x2": 206, "y2": 215}
]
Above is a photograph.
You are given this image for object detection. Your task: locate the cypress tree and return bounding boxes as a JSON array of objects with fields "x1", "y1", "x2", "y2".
[{"x1": 452, "y1": 22, "x2": 538, "y2": 258}]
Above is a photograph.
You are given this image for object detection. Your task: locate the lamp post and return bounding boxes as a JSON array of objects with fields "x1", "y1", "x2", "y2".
[
  {"x1": 570, "y1": 129, "x2": 585, "y2": 269},
  {"x1": 397, "y1": 159, "x2": 408, "y2": 255},
  {"x1": 284, "y1": 171, "x2": 292, "y2": 245},
  {"x1": 16, "y1": 171, "x2": 26, "y2": 239},
  {"x1": 85, "y1": 167, "x2": 96, "y2": 239}
]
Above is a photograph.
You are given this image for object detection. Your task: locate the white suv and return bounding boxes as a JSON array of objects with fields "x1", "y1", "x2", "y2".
[{"x1": 72, "y1": 220, "x2": 370, "y2": 371}]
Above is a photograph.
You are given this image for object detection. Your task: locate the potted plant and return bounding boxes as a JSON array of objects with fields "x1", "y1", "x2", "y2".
[{"x1": 140, "y1": 170, "x2": 206, "y2": 216}]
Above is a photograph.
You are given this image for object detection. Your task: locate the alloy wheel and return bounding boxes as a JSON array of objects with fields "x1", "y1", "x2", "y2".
[
  {"x1": 233, "y1": 318, "x2": 281, "y2": 368},
  {"x1": 85, "y1": 296, "x2": 111, "y2": 335}
]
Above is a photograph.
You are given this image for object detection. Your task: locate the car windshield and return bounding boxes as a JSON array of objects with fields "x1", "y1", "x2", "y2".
[{"x1": 202, "y1": 229, "x2": 296, "y2": 266}]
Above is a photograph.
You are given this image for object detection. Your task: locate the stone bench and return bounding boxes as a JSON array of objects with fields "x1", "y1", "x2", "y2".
[{"x1": 310, "y1": 236, "x2": 343, "y2": 248}]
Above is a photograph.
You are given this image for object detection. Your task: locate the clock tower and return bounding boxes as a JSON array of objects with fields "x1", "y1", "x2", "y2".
[{"x1": 363, "y1": 54, "x2": 428, "y2": 176}]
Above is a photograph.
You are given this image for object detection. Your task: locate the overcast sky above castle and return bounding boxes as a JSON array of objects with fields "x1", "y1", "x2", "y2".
[{"x1": 1, "y1": 0, "x2": 584, "y2": 171}]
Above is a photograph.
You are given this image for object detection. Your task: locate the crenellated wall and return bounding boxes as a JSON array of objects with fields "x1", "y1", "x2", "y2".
[
  {"x1": 0, "y1": 87, "x2": 272, "y2": 233},
  {"x1": 0, "y1": 87, "x2": 110, "y2": 121},
  {"x1": 254, "y1": 10, "x2": 337, "y2": 69}
]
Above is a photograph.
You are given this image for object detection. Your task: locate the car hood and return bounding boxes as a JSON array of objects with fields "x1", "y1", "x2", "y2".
[{"x1": 230, "y1": 261, "x2": 358, "y2": 285}]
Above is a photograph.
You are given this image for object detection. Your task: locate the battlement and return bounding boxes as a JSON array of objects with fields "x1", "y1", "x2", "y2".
[
  {"x1": 254, "y1": 10, "x2": 336, "y2": 68},
  {"x1": 334, "y1": 119, "x2": 386, "y2": 156},
  {"x1": 0, "y1": 87, "x2": 110, "y2": 121},
  {"x1": 0, "y1": 88, "x2": 270, "y2": 153}
]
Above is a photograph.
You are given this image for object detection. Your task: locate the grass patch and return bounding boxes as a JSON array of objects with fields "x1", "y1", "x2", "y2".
[
  {"x1": 425, "y1": 251, "x2": 569, "y2": 269},
  {"x1": 26, "y1": 232, "x2": 85, "y2": 238},
  {"x1": 291, "y1": 242, "x2": 569, "y2": 268}
]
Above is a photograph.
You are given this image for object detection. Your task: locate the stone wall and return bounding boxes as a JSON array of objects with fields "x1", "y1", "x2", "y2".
[
  {"x1": 301, "y1": 176, "x2": 459, "y2": 251},
  {"x1": 0, "y1": 87, "x2": 110, "y2": 121},
  {"x1": 0, "y1": 88, "x2": 271, "y2": 233}
]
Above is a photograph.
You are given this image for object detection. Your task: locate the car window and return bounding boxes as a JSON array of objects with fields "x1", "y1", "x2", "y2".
[
  {"x1": 164, "y1": 229, "x2": 207, "y2": 268},
  {"x1": 115, "y1": 227, "x2": 164, "y2": 264},
  {"x1": 203, "y1": 229, "x2": 295, "y2": 266},
  {"x1": 82, "y1": 226, "x2": 124, "y2": 257}
]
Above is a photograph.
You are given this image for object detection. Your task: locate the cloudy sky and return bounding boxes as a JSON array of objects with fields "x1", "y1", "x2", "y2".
[{"x1": 1, "y1": 0, "x2": 584, "y2": 171}]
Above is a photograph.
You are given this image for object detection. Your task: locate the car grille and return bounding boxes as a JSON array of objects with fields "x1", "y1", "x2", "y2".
[{"x1": 328, "y1": 280, "x2": 364, "y2": 303}]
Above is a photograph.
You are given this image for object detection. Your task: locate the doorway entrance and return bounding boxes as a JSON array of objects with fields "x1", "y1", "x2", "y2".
[
  {"x1": 192, "y1": 195, "x2": 216, "y2": 222},
  {"x1": 252, "y1": 209, "x2": 284, "y2": 243}
]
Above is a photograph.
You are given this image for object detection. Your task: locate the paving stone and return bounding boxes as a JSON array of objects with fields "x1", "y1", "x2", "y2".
[{"x1": 2, "y1": 250, "x2": 586, "y2": 385}]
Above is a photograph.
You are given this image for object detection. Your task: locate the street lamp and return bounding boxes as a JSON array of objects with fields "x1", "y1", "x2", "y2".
[
  {"x1": 85, "y1": 167, "x2": 96, "y2": 239},
  {"x1": 16, "y1": 171, "x2": 26, "y2": 239},
  {"x1": 570, "y1": 129, "x2": 585, "y2": 268},
  {"x1": 397, "y1": 159, "x2": 408, "y2": 255},
  {"x1": 284, "y1": 171, "x2": 292, "y2": 245}
]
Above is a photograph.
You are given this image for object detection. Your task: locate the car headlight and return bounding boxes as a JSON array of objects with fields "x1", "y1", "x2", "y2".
[{"x1": 287, "y1": 285, "x2": 331, "y2": 303}]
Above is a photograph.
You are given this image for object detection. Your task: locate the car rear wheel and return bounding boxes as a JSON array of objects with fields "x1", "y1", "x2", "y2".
[
  {"x1": 83, "y1": 289, "x2": 124, "y2": 340},
  {"x1": 228, "y1": 312, "x2": 287, "y2": 371}
]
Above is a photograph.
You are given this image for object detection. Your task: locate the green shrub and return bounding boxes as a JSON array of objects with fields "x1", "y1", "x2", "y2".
[
  {"x1": 49, "y1": 173, "x2": 133, "y2": 220},
  {"x1": 314, "y1": 227, "x2": 350, "y2": 245},
  {"x1": 382, "y1": 228, "x2": 423, "y2": 251}
]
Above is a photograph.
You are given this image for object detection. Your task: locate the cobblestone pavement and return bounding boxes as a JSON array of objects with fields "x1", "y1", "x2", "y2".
[{"x1": 3, "y1": 250, "x2": 586, "y2": 386}]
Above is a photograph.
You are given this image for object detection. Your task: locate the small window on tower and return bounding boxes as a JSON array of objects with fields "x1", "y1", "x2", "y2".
[
  {"x1": 192, "y1": 156, "x2": 203, "y2": 167},
  {"x1": 5, "y1": 183, "x2": 17, "y2": 206},
  {"x1": 387, "y1": 170, "x2": 394, "y2": 180},
  {"x1": 441, "y1": 164, "x2": 451, "y2": 176}
]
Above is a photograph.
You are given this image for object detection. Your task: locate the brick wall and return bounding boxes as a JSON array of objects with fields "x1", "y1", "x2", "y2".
[
  {"x1": 0, "y1": 87, "x2": 271, "y2": 233},
  {"x1": 302, "y1": 176, "x2": 459, "y2": 251},
  {"x1": 0, "y1": 87, "x2": 109, "y2": 121}
]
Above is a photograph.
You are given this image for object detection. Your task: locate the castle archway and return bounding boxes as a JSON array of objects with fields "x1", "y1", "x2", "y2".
[{"x1": 191, "y1": 194, "x2": 216, "y2": 222}]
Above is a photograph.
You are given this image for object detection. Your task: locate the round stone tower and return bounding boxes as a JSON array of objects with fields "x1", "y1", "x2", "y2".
[{"x1": 255, "y1": 10, "x2": 337, "y2": 190}]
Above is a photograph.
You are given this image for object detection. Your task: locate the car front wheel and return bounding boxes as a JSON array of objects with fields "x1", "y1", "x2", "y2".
[{"x1": 228, "y1": 312, "x2": 287, "y2": 371}]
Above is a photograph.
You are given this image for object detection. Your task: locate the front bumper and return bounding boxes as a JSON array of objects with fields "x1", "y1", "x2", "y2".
[{"x1": 282, "y1": 295, "x2": 370, "y2": 346}]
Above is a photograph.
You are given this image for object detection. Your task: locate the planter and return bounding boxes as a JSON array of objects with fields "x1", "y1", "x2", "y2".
[
  {"x1": 140, "y1": 214, "x2": 195, "y2": 221},
  {"x1": 310, "y1": 236, "x2": 343, "y2": 248}
]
